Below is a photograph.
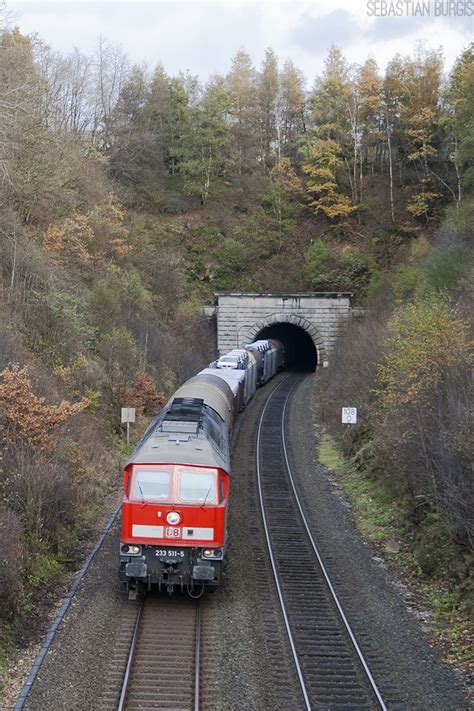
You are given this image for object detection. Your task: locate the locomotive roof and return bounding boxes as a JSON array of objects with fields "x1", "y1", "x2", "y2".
[
  {"x1": 199, "y1": 367, "x2": 244, "y2": 395},
  {"x1": 128, "y1": 397, "x2": 230, "y2": 472}
]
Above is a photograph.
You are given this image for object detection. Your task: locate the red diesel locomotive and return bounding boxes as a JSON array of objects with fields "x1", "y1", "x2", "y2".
[{"x1": 119, "y1": 340, "x2": 284, "y2": 598}]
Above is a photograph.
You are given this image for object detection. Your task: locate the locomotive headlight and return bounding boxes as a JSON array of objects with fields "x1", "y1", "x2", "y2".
[
  {"x1": 121, "y1": 544, "x2": 141, "y2": 555},
  {"x1": 203, "y1": 548, "x2": 222, "y2": 559},
  {"x1": 166, "y1": 511, "x2": 181, "y2": 525}
]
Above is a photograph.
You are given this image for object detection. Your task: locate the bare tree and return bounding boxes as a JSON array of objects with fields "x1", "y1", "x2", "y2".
[
  {"x1": 91, "y1": 35, "x2": 129, "y2": 149},
  {"x1": 37, "y1": 45, "x2": 94, "y2": 135}
]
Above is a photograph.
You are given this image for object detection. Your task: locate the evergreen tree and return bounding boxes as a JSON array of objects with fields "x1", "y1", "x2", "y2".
[
  {"x1": 278, "y1": 59, "x2": 306, "y2": 159},
  {"x1": 178, "y1": 77, "x2": 230, "y2": 205},
  {"x1": 257, "y1": 47, "x2": 279, "y2": 170},
  {"x1": 444, "y1": 44, "x2": 474, "y2": 212},
  {"x1": 226, "y1": 49, "x2": 259, "y2": 174}
]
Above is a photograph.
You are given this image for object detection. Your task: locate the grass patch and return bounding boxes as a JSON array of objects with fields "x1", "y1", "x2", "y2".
[
  {"x1": 317, "y1": 430, "x2": 474, "y2": 673},
  {"x1": 318, "y1": 434, "x2": 346, "y2": 472},
  {"x1": 342, "y1": 469, "x2": 402, "y2": 542},
  {"x1": 318, "y1": 433, "x2": 402, "y2": 542},
  {"x1": 0, "y1": 625, "x2": 15, "y2": 692},
  {"x1": 26, "y1": 553, "x2": 62, "y2": 590},
  {"x1": 422, "y1": 583, "x2": 474, "y2": 671}
]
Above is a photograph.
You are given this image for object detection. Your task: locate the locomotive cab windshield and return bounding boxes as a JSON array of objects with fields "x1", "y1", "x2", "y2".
[{"x1": 128, "y1": 465, "x2": 220, "y2": 505}]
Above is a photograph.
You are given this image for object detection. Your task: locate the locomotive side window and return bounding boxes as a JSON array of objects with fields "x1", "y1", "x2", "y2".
[
  {"x1": 204, "y1": 406, "x2": 224, "y2": 453},
  {"x1": 179, "y1": 471, "x2": 217, "y2": 503},
  {"x1": 132, "y1": 470, "x2": 171, "y2": 502}
]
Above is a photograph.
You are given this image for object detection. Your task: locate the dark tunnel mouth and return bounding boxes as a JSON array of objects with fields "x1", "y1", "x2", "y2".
[{"x1": 255, "y1": 323, "x2": 317, "y2": 371}]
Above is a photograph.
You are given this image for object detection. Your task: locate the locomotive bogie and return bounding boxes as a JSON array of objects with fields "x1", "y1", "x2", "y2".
[{"x1": 119, "y1": 544, "x2": 225, "y2": 596}]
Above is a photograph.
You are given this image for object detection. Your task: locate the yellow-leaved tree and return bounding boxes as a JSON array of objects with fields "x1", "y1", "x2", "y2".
[
  {"x1": 376, "y1": 298, "x2": 471, "y2": 409},
  {"x1": 374, "y1": 296, "x2": 472, "y2": 546},
  {"x1": 302, "y1": 139, "x2": 357, "y2": 221}
]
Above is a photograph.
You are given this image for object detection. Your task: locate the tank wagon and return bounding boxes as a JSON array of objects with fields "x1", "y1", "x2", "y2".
[{"x1": 119, "y1": 339, "x2": 284, "y2": 597}]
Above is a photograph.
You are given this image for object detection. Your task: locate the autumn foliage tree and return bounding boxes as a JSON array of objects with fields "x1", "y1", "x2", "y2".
[
  {"x1": 374, "y1": 297, "x2": 473, "y2": 548},
  {"x1": 264, "y1": 158, "x2": 303, "y2": 241},
  {"x1": 303, "y1": 139, "x2": 357, "y2": 220},
  {"x1": 123, "y1": 371, "x2": 166, "y2": 415},
  {"x1": 376, "y1": 298, "x2": 471, "y2": 408},
  {"x1": 43, "y1": 201, "x2": 132, "y2": 276},
  {"x1": 0, "y1": 364, "x2": 89, "y2": 448}
]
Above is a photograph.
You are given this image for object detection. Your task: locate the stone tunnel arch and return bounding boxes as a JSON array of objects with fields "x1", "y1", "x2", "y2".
[
  {"x1": 215, "y1": 292, "x2": 353, "y2": 368},
  {"x1": 241, "y1": 314, "x2": 325, "y2": 371}
]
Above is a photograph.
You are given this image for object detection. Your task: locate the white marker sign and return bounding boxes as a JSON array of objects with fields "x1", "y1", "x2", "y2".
[
  {"x1": 342, "y1": 407, "x2": 357, "y2": 424},
  {"x1": 121, "y1": 407, "x2": 136, "y2": 423},
  {"x1": 121, "y1": 407, "x2": 136, "y2": 447}
]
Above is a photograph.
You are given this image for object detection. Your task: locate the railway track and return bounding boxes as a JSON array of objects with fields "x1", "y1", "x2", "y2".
[
  {"x1": 256, "y1": 373, "x2": 387, "y2": 711},
  {"x1": 117, "y1": 595, "x2": 201, "y2": 711}
]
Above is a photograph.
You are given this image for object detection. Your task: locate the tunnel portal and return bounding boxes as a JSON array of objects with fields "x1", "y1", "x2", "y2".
[
  {"x1": 215, "y1": 292, "x2": 353, "y2": 368},
  {"x1": 256, "y1": 322, "x2": 317, "y2": 371}
]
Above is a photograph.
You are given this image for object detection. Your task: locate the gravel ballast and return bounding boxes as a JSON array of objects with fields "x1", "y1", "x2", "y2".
[
  {"x1": 14, "y1": 371, "x2": 470, "y2": 710},
  {"x1": 283, "y1": 374, "x2": 469, "y2": 710}
]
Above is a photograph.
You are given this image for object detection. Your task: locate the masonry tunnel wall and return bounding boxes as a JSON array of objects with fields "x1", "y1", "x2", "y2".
[{"x1": 215, "y1": 293, "x2": 353, "y2": 369}]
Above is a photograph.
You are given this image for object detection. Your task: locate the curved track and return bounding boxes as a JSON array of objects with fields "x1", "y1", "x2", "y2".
[
  {"x1": 117, "y1": 595, "x2": 201, "y2": 711},
  {"x1": 256, "y1": 373, "x2": 387, "y2": 711}
]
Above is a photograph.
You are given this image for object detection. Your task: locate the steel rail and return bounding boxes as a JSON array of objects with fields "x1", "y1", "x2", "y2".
[
  {"x1": 280, "y1": 379, "x2": 387, "y2": 711},
  {"x1": 194, "y1": 602, "x2": 202, "y2": 711},
  {"x1": 117, "y1": 598, "x2": 201, "y2": 711},
  {"x1": 256, "y1": 375, "x2": 312, "y2": 711},
  {"x1": 117, "y1": 601, "x2": 144, "y2": 711}
]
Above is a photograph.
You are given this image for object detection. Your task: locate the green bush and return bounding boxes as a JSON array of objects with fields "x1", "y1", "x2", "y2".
[
  {"x1": 393, "y1": 244, "x2": 472, "y2": 304},
  {"x1": 90, "y1": 279, "x2": 122, "y2": 327},
  {"x1": 423, "y1": 244, "x2": 471, "y2": 293},
  {"x1": 303, "y1": 239, "x2": 331, "y2": 283},
  {"x1": 392, "y1": 264, "x2": 425, "y2": 302},
  {"x1": 28, "y1": 286, "x2": 96, "y2": 364},
  {"x1": 305, "y1": 242, "x2": 373, "y2": 294}
]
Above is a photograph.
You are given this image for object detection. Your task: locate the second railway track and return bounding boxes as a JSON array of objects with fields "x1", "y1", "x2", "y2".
[
  {"x1": 256, "y1": 373, "x2": 387, "y2": 711},
  {"x1": 117, "y1": 595, "x2": 201, "y2": 711}
]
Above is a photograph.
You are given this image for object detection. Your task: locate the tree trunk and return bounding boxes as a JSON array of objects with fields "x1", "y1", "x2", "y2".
[
  {"x1": 8, "y1": 232, "x2": 17, "y2": 303},
  {"x1": 387, "y1": 123, "x2": 395, "y2": 222}
]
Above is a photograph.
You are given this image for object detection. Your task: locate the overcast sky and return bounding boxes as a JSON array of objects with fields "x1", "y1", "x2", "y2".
[{"x1": 7, "y1": 0, "x2": 474, "y2": 84}]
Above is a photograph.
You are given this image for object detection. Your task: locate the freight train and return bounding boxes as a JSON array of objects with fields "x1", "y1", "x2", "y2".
[{"x1": 119, "y1": 339, "x2": 284, "y2": 598}]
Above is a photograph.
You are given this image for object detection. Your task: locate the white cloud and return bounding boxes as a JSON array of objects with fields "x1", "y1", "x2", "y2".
[{"x1": 7, "y1": 0, "x2": 473, "y2": 85}]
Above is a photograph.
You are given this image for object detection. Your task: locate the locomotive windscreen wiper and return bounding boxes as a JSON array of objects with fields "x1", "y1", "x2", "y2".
[
  {"x1": 137, "y1": 481, "x2": 147, "y2": 507},
  {"x1": 200, "y1": 485, "x2": 213, "y2": 509}
]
